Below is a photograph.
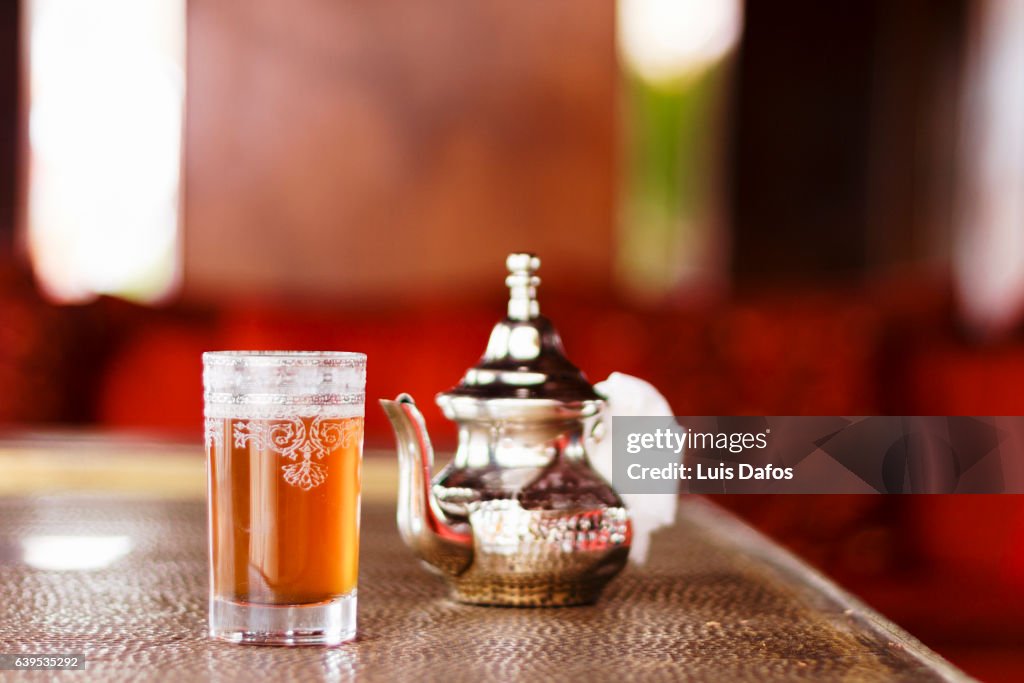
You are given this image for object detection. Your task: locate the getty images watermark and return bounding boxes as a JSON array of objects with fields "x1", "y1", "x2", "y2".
[
  {"x1": 611, "y1": 416, "x2": 1024, "y2": 494},
  {"x1": 611, "y1": 416, "x2": 793, "y2": 494}
]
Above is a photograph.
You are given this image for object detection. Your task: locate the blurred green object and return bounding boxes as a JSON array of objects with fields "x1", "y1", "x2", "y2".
[{"x1": 619, "y1": 63, "x2": 730, "y2": 298}]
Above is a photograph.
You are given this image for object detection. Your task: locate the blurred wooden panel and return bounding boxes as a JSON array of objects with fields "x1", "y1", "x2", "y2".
[{"x1": 184, "y1": 0, "x2": 615, "y2": 304}]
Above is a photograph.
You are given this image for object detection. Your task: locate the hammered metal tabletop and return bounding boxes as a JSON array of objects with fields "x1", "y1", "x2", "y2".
[{"x1": 0, "y1": 495, "x2": 969, "y2": 682}]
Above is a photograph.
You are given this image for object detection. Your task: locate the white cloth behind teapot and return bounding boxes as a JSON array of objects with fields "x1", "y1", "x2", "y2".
[{"x1": 592, "y1": 372, "x2": 680, "y2": 564}]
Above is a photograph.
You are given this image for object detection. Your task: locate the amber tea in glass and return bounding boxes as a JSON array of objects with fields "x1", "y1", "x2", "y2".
[{"x1": 203, "y1": 351, "x2": 365, "y2": 645}]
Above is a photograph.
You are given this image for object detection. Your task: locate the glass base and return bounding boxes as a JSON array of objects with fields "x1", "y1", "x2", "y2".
[{"x1": 210, "y1": 592, "x2": 356, "y2": 646}]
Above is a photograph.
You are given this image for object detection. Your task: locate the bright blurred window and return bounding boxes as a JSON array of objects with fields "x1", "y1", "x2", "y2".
[
  {"x1": 24, "y1": 0, "x2": 185, "y2": 304},
  {"x1": 954, "y1": 0, "x2": 1024, "y2": 336}
]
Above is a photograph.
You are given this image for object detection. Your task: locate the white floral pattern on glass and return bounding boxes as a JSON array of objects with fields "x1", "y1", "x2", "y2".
[
  {"x1": 232, "y1": 416, "x2": 356, "y2": 491},
  {"x1": 204, "y1": 417, "x2": 223, "y2": 451}
]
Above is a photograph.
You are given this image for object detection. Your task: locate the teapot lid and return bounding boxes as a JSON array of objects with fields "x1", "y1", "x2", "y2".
[{"x1": 441, "y1": 253, "x2": 602, "y2": 403}]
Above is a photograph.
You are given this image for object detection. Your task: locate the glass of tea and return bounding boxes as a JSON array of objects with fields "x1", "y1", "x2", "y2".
[{"x1": 202, "y1": 351, "x2": 366, "y2": 645}]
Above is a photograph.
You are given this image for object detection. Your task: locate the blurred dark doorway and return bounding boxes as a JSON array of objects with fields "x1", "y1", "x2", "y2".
[{"x1": 731, "y1": 0, "x2": 966, "y2": 285}]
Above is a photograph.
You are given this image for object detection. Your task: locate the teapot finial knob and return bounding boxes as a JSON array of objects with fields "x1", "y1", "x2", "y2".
[{"x1": 505, "y1": 253, "x2": 541, "y2": 321}]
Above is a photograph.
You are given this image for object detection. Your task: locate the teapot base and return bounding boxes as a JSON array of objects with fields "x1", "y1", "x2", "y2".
[{"x1": 447, "y1": 551, "x2": 629, "y2": 607}]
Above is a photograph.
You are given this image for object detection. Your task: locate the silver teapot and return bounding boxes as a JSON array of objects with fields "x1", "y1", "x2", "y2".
[{"x1": 381, "y1": 253, "x2": 631, "y2": 606}]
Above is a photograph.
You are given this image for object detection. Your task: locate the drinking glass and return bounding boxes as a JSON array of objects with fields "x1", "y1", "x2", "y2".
[{"x1": 203, "y1": 351, "x2": 366, "y2": 645}]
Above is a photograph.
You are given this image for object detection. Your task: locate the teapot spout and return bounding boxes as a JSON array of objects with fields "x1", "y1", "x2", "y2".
[{"x1": 380, "y1": 394, "x2": 473, "y2": 576}]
